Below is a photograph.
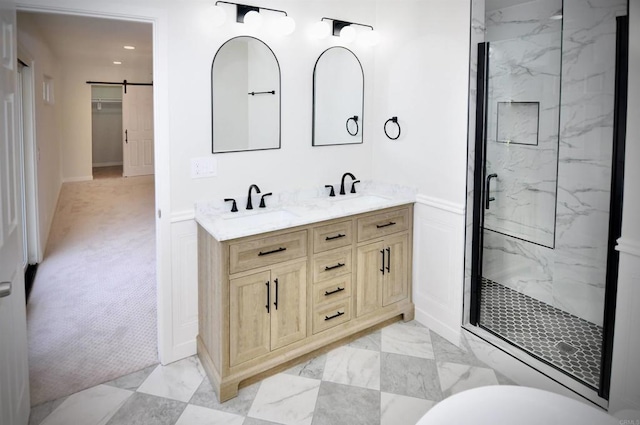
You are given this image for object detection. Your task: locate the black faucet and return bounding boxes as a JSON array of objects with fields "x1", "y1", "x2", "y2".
[
  {"x1": 340, "y1": 172, "x2": 357, "y2": 195},
  {"x1": 246, "y1": 184, "x2": 261, "y2": 210}
]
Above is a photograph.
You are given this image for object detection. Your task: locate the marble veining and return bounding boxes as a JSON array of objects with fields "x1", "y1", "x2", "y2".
[
  {"x1": 136, "y1": 356, "x2": 205, "y2": 403},
  {"x1": 380, "y1": 353, "x2": 443, "y2": 401},
  {"x1": 312, "y1": 382, "x2": 380, "y2": 425},
  {"x1": 381, "y1": 322, "x2": 434, "y2": 359},
  {"x1": 174, "y1": 404, "x2": 244, "y2": 425},
  {"x1": 436, "y1": 362, "x2": 499, "y2": 397},
  {"x1": 380, "y1": 392, "x2": 435, "y2": 425},
  {"x1": 322, "y1": 346, "x2": 381, "y2": 390},
  {"x1": 195, "y1": 181, "x2": 416, "y2": 241},
  {"x1": 247, "y1": 374, "x2": 320, "y2": 425},
  {"x1": 32, "y1": 322, "x2": 526, "y2": 425},
  {"x1": 40, "y1": 385, "x2": 132, "y2": 425}
]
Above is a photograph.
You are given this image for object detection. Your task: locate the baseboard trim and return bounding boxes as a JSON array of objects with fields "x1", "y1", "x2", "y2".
[
  {"x1": 415, "y1": 305, "x2": 461, "y2": 346},
  {"x1": 62, "y1": 175, "x2": 93, "y2": 183}
]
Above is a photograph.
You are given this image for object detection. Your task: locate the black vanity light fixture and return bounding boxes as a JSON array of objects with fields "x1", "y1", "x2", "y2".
[
  {"x1": 311, "y1": 17, "x2": 380, "y2": 46},
  {"x1": 211, "y1": 1, "x2": 295, "y2": 35}
]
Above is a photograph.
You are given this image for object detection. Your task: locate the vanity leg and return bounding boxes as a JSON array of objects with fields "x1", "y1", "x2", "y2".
[
  {"x1": 402, "y1": 305, "x2": 415, "y2": 322},
  {"x1": 218, "y1": 380, "x2": 240, "y2": 403}
]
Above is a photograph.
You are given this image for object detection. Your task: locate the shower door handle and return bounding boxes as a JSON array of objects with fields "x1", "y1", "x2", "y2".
[{"x1": 485, "y1": 173, "x2": 498, "y2": 209}]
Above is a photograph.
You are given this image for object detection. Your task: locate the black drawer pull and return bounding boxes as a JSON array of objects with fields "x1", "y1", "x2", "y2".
[
  {"x1": 324, "y1": 287, "x2": 345, "y2": 296},
  {"x1": 325, "y1": 233, "x2": 346, "y2": 241},
  {"x1": 376, "y1": 221, "x2": 396, "y2": 229},
  {"x1": 265, "y1": 281, "x2": 270, "y2": 313},
  {"x1": 325, "y1": 311, "x2": 345, "y2": 321},
  {"x1": 258, "y1": 247, "x2": 287, "y2": 256},
  {"x1": 324, "y1": 262, "x2": 345, "y2": 271}
]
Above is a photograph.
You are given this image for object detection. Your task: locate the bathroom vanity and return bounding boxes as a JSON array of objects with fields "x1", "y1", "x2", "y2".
[{"x1": 196, "y1": 187, "x2": 415, "y2": 401}]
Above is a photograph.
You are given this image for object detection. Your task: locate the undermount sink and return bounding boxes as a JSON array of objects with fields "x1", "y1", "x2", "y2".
[{"x1": 220, "y1": 209, "x2": 298, "y2": 227}]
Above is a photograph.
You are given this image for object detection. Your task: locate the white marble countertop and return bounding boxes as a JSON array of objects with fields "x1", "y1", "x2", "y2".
[{"x1": 195, "y1": 181, "x2": 417, "y2": 241}]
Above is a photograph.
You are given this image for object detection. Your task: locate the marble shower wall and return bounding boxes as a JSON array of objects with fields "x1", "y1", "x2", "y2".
[
  {"x1": 483, "y1": 0, "x2": 561, "y2": 248},
  {"x1": 466, "y1": 0, "x2": 626, "y2": 327},
  {"x1": 552, "y1": 0, "x2": 626, "y2": 325}
]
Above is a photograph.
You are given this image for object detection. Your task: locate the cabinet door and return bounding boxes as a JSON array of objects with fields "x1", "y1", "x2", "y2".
[
  {"x1": 356, "y1": 241, "x2": 384, "y2": 317},
  {"x1": 383, "y1": 233, "x2": 409, "y2": 306},
  {"x1": 270, "y1": 261, "x2": 307, "y2": 351},
  {"x1": 230, "y1": 271, "x2": 271, "y2": 366}
]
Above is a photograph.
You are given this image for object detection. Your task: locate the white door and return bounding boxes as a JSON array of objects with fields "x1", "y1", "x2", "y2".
[
  {"x1": 0, "y1": 0, "x2": 31, "y2": 423},
  {"x1": 122, "y1": 85, "x2": 154, "y2": 177}
]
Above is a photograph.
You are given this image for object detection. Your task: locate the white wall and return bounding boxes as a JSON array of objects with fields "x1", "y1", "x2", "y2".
[
  {"x1": 371, "y1": 0, "x2": 471, "y2": 341},
  {"x1": 168, "y1": 0, "x2": 376, "y2": 214},
  {"x1": 16, "y1": 12, "x2": 62, "y2": 260},
  {"x1": 609, "y1": 0, "x2": 640, "y2": 415}
]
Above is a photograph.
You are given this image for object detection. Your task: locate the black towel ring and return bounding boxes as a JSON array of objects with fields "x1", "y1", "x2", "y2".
[
  {"x1": 346, "y1": 115, "x2": 359, "y2": 136},
  {"x1": 384, "y1": 117, "x2": 401, "y2": 140}
]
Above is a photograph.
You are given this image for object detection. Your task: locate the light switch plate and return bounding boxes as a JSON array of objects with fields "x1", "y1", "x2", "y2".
[{"x1": 191, "y1": 157, "x2": 217, "y2": 178}]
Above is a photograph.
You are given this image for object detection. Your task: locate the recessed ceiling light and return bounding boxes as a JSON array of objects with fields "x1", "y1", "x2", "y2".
[
  {"x1": 123, "y1": 45, "x2": 135, "y2": 50},
  {"x1": 113, "y1": 61, "x2": 122, "y2": 65}
]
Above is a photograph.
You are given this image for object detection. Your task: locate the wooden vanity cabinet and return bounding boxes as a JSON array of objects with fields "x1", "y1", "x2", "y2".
[
  {"x1": 197, "y1": 204, "x2": 414, "y2": 402},
  {"x1": 229, "y1": 260, "x2": 307, "y2": 367},
  {"x1": 356, "y1": 233, "x2": 409, "y2": 317}
]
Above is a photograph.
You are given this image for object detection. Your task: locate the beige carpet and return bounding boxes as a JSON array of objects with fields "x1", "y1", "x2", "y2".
[{"x1": 27, "y1": 170, "x2": 158, "y2": 406}]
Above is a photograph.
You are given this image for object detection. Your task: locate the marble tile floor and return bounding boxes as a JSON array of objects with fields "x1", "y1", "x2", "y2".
[{"x1": 30, "y1": 321, "x2": 515, "y2": 425}]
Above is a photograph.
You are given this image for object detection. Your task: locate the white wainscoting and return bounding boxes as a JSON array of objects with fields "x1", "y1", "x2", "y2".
[
  {"x1": 412, "y1": 195, "x2": 466, "y2": 345},
  {"x1": 167, "y1": 212, "x2": 199, "y2": 362},
  {"x1": 609, "y1": 237, "x2": 640, "y2": 414}
]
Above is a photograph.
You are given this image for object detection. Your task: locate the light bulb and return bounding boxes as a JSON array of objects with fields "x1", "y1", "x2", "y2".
[
  {"x1": 339, "y1": 25, "x2": 356, "y2": 43},
  {"x1": 275, "y1": 15, "x2": 296, "y2": 36},
  {"x1": 360, "y1": 29, "x2": 380, "y2": 47},
  {"x1": 211, "y1": 4, "x2": 226, "y2": 27},
  {"x1": 310, "y1": 21, "x2": 330, "y2": 39},
  {"x1": 243, "y1": 10, "x2": 263, "y2": 29}
]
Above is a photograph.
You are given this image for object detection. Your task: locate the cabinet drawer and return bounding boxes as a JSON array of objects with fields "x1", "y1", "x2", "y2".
[
  {"x1": 313, "y1": 220, "x2": 353, "y2": 253},
  {"x1": 357, "y1": 207, "x2": 410, "y2": 242},
  {"x1": 229, "y1": 230, "x2": 307, "y2": 274},
  {"x1": 312, "y1": 247, "x2": 352, "y2": 282},
  {"x1": 313, "y1": 299, "x2": 352, "y2": 334},
  {"x1": 313, "y1": 275, "x2": 351, "y2": 306}
]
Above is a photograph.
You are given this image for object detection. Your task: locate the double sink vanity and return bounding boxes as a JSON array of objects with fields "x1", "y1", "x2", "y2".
[{"x1": 195, "y1": 179, "x2": 416, "y2": 401}]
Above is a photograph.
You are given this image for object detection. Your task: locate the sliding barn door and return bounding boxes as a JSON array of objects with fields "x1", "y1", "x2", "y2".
[
  {"x1": 0, "y1": 0, "x2": 31, "y2": 423},
  {"x1": 122, "y1": 85, "x2": 154, "y2": 177}
]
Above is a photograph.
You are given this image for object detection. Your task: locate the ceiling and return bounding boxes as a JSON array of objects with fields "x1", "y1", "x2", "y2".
[{"x1": 18, "y1": 12, "x2": 152, "y2": 71}]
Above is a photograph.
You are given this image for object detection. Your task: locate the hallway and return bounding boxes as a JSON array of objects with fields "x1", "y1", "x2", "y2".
[{"x1": 27, "y1": 171, "x2": 157, "y2": 405}]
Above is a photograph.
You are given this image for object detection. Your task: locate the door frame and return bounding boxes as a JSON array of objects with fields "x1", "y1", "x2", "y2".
[
  {"x1": 16, "y1": 1, "x2": 172, "y2": 363},
  {"x1": 17, "y1": 44, "x2": 41, "y2": 265}
]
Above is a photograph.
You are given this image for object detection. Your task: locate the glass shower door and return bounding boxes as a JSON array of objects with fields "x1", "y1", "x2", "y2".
[
  {"x1": 473, "y1": 5, "x2": 607, "y2": 391},
  {"x1": 469, "y1": 0, "x2": 628, "y2": 400}
]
